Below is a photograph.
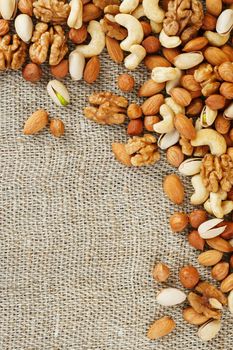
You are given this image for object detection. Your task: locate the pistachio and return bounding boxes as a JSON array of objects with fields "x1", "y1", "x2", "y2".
[
  {"x1": 204, "y1": 31, "x2": 230, "y2": 47},
  {"x1": 216, "y1": 9, "x2": 233, "y2": 35},
  {"x1": 198, "y1": 218, "x2": 226, "y2": 239},
  {"x1": 197, "y1": 320, "x2": 221, "y2": 341},
  {"x1": 14, "y1": 14, "x2": 33, "y2": 43},
  {"x1": 47, "y1": 80, "x2": 70, "y2": 107},
  {"x1": 200, "y1": 105, "x2": 218, "y2": 127},
  {"x1": 224, "y1": 102, "x2": 233, "y2": 120},
  {"x1": 178, "y1": 158, "x2": 202, "y2": 176},
  {"x1": 0, "y1": 0, "x2": 17, "y2": 20},
  {"x1": 158, "y1": 129, "x2": 180, "y2": 149}
]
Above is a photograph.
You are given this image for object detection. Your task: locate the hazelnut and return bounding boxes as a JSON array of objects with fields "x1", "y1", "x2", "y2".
[
  {"x1": 211, "y1": 262, "x2": 229, "y2": 281},
  {"x1": 166, "y1": 146, "x2": 184, "y2": 167},
  {"x1": 201, "y1": 13, "x2": 217, "y2": 31},
  {"x1": 144, "y1": 116, "x2": 160, "y2": 131},
  {"x1": 188, "y1": 230, "x2": 205, "y2": 251},
  {"x1": 169, "y1": 212, "x2": 189, "y2": 232},
  {"x1": 22, "y1": 63, "x2": 42, "y2": 83},
  {"x1": 69, "y1": 26, "x2": 88, "y2": 44},
  {"x1": 50, "y1": 60, "x2": 69, "y2": 79},
  {"x1": 50, "y1": 119, "x2": 65, "y2": 137},
  {"x1": 127, "y1": 103, "x2": 142, "y2": 120},
  {"x1": 127, "y1": 119, "x2": 143, "y2": 136},
  {"x1": 142, "y1": 36, "x2": 161, "y2": 54},
  {"x1": 179, "y1": 265, "x2": 199, "y2": 289},
  {"x1": 0, "y1": 19, "x2": 9, "y2": 36},
  {"x1": 189, "y1": 209, "x2": 207, "y2": 229},
  {"x1": 117, "y1": 74, "x2": 135, "y2": 92},
  {"x1": 152, "y1": 262, "x2": 170, "y2": 282},
  {"x1": 140, "y1": 21, "x2": 152, "y2": 37}
]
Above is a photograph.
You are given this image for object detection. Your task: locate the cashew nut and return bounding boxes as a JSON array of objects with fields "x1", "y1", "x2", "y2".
[
  {"x1": 75, "y1": 20, "x2": 105, "y2": 57},
  {"x1": 165, "y1": 97, "x2": 185, "y2": 115},
  {"x1": 142, "y1": 0, "x2": 165, "y2": 23},
  {"x1": 69, "y1": 50, "x2": 85, "y2": 80},
  {"x1": 191, "y1": 129, "x2": 227, "y2": 156},
  {"x1": 151, "y1": 67, "x2": 180, "y2": 83},
  {"x1": 166, "y1": 68, "x2": 182, "y2": 94},
  {"x1": 159, "y1": 29, "x2": 181, "y2": 48},
  {"x1": 124, "y1": 44, "x2": 146, "y2": 70},
  {"x1": 204, "y1": 31, "x2": 230, "y2": 47},
  {"x1": 191, "y1": 174, "x2": 210, "y2": 205},
  {"x1": 204, "y1": 198, "x2": 233, "y2": 218},
  {"x1": 67, "y1": 0, "x2": 83, "y2": 29},
  {"x1": 153, "y1": 104, "x2": 175, "y2": 134},
  {"x1": 120, "y1": 0, "x2": 139, "y2": 14},
  {"x1": 150, "y1": 20, "x2": 163, "y2": 34},
  {"x1": 132, "y1": 5, "x2": 145, "y2": 18},
  {"x1": 115, "y1": 14, "x2": 144, "y2": 51}
]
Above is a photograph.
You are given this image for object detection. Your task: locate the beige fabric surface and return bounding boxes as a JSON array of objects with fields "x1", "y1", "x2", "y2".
[{"x1": 0, "y1": 51, "x2": 232, "y2": 349}]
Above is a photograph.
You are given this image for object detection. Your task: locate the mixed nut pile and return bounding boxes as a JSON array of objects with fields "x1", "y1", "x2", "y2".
[{"x1": 1, "y1": 0, "x2": 233, "y2": 343}]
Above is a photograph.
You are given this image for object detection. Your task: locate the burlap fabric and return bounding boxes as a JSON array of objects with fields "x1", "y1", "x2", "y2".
[{"x1": 0, "y1": 50, "x2": 232, "y2": 349}]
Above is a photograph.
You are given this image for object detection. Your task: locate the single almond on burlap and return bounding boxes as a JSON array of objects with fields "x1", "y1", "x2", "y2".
[
  {"x1": 50, "y1": 119, "x2": 65, "y2": 137},
  {"x1": 106, "y1": 36, "x2": 123, "y2": 64},
  {"x1": 112, "y1": 143, "x2": 131, "y2": 166},
  {"x1": 174, "y1": 114, "x2": 196, "y2": 140},
  {"x1": 84, "y1": 56, "x2": 100, "y2": 84},
  {"x1": 147, "y1": 316, "x2": 176, "y2": 340},
  {"x1": 23, "y1": 109, "x2": 49, "y2": 135},
  {"x1": 163, "y1": 174, "x2": 184, "y2": 205}
]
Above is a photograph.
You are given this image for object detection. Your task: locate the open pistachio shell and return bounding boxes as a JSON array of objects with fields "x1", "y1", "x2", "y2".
[
  {"x1": 216, "y1": 9, "x2": 233, "y2": 35},
  {"x1": 0, "y1": 0, "x2": 17, "y2": 20},
  {"x1": 15, "y1": 14, "x2": 33, "y2": 43},
  {"x1": 158, "y1": 129, "x2": 180, "y2": 150},
  {"x1": 197, "y1": 320, "x2": 221, "y2": 341},
  {"x1": 178, "y1": 158, "x2": 202, "y2": 176},
  {"x1": 224, "y1": 102, "x2": 233, "y2": 120},
  {"x1": 200, "y1": 105, "x2": 218, "y2": 127},
  {"x1": 47, "y1": 80, "x2": 70, "y2": 107}
]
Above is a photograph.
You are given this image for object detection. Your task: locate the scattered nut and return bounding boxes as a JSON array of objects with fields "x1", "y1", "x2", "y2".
[
  {"x1": 152, "y1": 262, "x2": 170, "y2": 282},
  {"x1": 117, "y1": 73, "x2": 135, "y2": 92},
  {"x1": 50, "y1": 119, "x2": 65, "y2": 137},
  {"x1": 169, "y1": 212, "x2": 189, "y2": 232},
  {"x1": 189, "y1": 209, "x2": 208, "y2": 229},
  {"x1": 23, "y1": 109, "x2": 48, "y2": 135},
  {"x1": 179, "y1": 265, "x2": 200, "y2": 289},
  {"x1": 22, "y1": 63, "x2": 42, "y2": 83},
  {"x1": 50, "y1": 59, "x2": 69, "y2": 79}
]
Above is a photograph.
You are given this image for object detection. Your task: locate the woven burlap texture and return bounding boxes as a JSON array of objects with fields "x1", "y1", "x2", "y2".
[{"x1": 0, "y1": 51, "x2": 232, "y2": 349}]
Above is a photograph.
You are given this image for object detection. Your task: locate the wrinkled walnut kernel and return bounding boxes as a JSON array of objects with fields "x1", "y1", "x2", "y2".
[
  {"x1": 125, "y1": 134, "x2": 160, "y2": 166},
  {"x1": 0, "y1": 34, "x2": 27, "y2": 70},
  {"x1": 33, "y1": 0, "x2": 70, "y2": 23}
]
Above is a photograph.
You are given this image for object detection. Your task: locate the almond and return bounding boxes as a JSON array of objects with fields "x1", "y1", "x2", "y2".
[
  {"x1": 169, "y1": 212, "x2": 189, "y2": 232},
  {"x1": 220, "y1": 273, "x2": 233, "y2": 293},
  {"x1": 206, "y1": 0, "x2": 222, "y2": 16},
  {"x1": 204, "y1": 47, "x2": 230, "y2": 66},
  {"x1": 222, "y1": 44, "x2": 233, "y2": 61},
  {"x1": 23, "y1": 109, "x2": 49, "y2": 135},
  {"x1": 140, "y1": 21, "x2": 152, "y2": 36},
  {"x1": 202, "y1": 13, "x2": 217, "y2": 30},
  {"x1": 84, "y1": 56, "x2": 100, "y2": 84},
  {"x1": 205, "y1": 94, "x2": 226, "y2": 110},
  {"x1": 162, "y1": 47, "x2": 180, "y2": 64},
  {"x1": 18, "y1": 0, "x2": 33, "y2": 16},
  {"x1": 141, "y1": 94, "x2": 164, "y2": 115},
  {"x1": 179, "y1": 265, "x2": 200, "y2": 289},
  {"x1": 206, "y1": 236, "x2": 233, "y2": 252},
  {"x1": 183, "y1": 37, "x2": 208, "y2": 52},
  {"x1": 218, "y1": 62, "x2": 233, "y2": 83},
  {"x1": 142, "y1": 36, "x2": 160, "y2": 54},
  {"x1": 166, "y1": 145, "x2": 184, "y2": 167},
  {"x1": 127, "y1": 119, "x2": 143, "y2": 136},
  {"x1": 163, "y1": 174, "x2": 184, "y2": 205},
  {"x1": 174, "y1": 114, "x2": 196, "y2": 140},
  {"x1": 170, "y1": 88, "x2": 192, "y2": 107},
  {"x1": 112, "y1": 143, "x2": 131, "y2": 166},
  {"x1": 147, "y1": 316, "x2": 176, "y2": 340},
  {"x1": 106, "y1": 36, "x2": 124, "y2": 64},
  {"x1": 198, "y1": 250, "x2": 223, "y2": 266},
  {"x1": 83, "y1": 3, "x2": 102, "y2": 22},
  {"x1": 180, "y1": 75, "x2": 201, "y2": 92},
  {"x1": 183, "y1": 307, "x2": 210, "y2": 325},
  {"x1": 138, "y1": 79, "x2": 165, "y2": 97},
  {"x1": 50, "y1": 119, "x2": 65, "y2": 137},
  {"x1": 188, "y1": 230, "x2": 205, "y2": 251},
  {"x1": 144, "y1": 55, "x2": 171, "y2": 70},
  {"x1": 211, "y1": 262, "x2": 229, "y2": 281},
  {"x1": 215, "y1": 113, "x2": 231, "y2": 134}
]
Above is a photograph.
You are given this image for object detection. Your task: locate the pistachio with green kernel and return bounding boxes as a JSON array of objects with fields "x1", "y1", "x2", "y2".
[{"x1": 47, "y1": 80, "x2": 70, "y2": 107}]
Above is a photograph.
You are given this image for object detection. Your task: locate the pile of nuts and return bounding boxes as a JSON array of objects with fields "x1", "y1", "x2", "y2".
[{"x1": 1, "y1": 0, "x2": 233, "y2": 343}]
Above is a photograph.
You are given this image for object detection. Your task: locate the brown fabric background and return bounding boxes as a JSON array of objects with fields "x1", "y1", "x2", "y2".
[{"x1": 0, "y1": 50, "x2": 232, "y2": 349}]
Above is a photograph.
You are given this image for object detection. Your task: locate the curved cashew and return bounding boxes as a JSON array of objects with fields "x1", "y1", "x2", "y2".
[
  {"x1": 204, "y1": 199, "x2": 233, "y2": 218},
  {"x1": 67, "y1": 0, "x2": 83, "y2": 29},
  {"x1": 191, "y1": 174, "x2": 210, "y2": 205},
  {"x1": 124, "y1": 44, "x2": 146, "y2": 70},
  {"x1": 153, "y1": 104, "x2": 175, "y2": 134},
  {"x1": 159, "y1": 29, "x2": 181, "y2": 48},
  {"x1": 142, "y1": 0, "x2": 165, "y2": 23},
  {"x1": 115, "y1": 14, "x2": 143, "y2": 51},
  {"x1": 166, "y1": 68, "x2": 182, "y2": 94},
  {"x1": 210, "y1": 190, "x2": 227, "y2": 218},
  {"x1": 191, "y1": 129, "x2": 227, "y2": 156},
  {"x1": 75, "y1": 21, "x2": 105, "y2": 57},
  {"x1": 165, "y1": 97, "x2": 185, "y2": 115},
  {"x1": 69, "y1": 50, "x2": 85, "y2": 80},
  {"x1": 204, "y1": 31, "x2": 230, "y2": 47},
  {"x1": 150, "y1": 20, "x2": 163, "y2": 34},
  {"x1": 132, "y1": 5, "x2": 145, "y2": 18},
  {"x1": 120, "y1": 0, "x2": 139, "y2": 14},
  {"x1": 151, "y1": 67, "x2": 180, "y2": 83}
]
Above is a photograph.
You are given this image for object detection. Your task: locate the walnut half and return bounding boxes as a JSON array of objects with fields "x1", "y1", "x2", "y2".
[
  {"x1": 33, "y1": 0, "x2": 70, "y2": 24},
  {"x1": 0, "y1": 34, "x2": 27, "y2": 71}
]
